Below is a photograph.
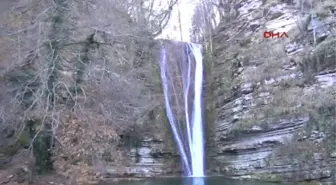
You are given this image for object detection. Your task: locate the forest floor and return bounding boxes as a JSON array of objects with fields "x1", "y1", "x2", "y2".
[{"x1": 0, "y1": 151, "x2": 103, "y2": 185}]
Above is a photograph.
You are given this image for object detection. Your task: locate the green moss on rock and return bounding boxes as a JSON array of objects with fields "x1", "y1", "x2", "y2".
[
  {"x1": 251, "y1": 173, "x2": 284, "y2": 183},
  {"x1": 298, "y1": 181, "x2": 321, "y2": 185},
  {"x1": 23, "y1": 119, "x2": 54, "y2": 174}
]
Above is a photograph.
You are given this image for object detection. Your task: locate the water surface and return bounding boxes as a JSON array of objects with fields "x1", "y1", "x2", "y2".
[{"x1": 104, "y1": 177, "x2": 294, "y2": 185}]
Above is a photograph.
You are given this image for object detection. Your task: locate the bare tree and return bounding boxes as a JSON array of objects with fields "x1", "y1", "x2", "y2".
[
  {"x1": 190, "y1": 0, "x2": 218, "y2": 52},
  {"x1": 190, "y1": 0, "x2": 240, "y2": 50},
  {"x1": 113, "y1": 0, "x2": 178, "y2": 36},
  {"x1": 0, "y1": 0, "x2": 168, "y2": 177}
]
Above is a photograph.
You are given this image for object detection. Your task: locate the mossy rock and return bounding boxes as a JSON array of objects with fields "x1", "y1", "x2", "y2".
[
  {"x1": 251, "y1": 173, "x2": 284, "y2": 183},
  {"x1": 18, "y1": 132, "x2": 31, "y2": 148},
  {"x1": 298, "y1": 180, "x2": 321, "y2": 185},
  {"x1": 0, "y1": 128, "x2": 32, "y2": 156}
]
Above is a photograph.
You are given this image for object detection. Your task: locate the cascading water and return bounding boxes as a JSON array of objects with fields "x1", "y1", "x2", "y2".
[
  {"x1": 190, "y1": 44, "x2": 204, "y2": 177},
  {"x1": 158, "y1": 40, "x2": 204, "y2": 177}
]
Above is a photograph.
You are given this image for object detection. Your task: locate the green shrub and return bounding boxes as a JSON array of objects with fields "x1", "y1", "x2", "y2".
[
  {"x1": 312, "y1": 37, "x2": 336, "y2": 70},
  {"x1": 314, "y1": 0, "x2": 336, "y2": 18}
]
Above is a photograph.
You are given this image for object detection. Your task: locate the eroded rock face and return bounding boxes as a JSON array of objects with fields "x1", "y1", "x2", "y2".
[
  {"x1": 206, "y1": 0, "x2": 336, "y2": 184},
  {"x1": 105, "y1": 137, "x2": 181, "y2": 178}
]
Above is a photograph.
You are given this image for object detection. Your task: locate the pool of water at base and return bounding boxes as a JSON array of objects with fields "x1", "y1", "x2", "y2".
[{"x1": 100, "y1": 177, "x2": 295, "y2": 185}]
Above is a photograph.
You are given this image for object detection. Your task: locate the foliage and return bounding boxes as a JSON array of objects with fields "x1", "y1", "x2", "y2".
[
  {"x1": 314, "y1": 0, "x2": 336, "y2": 18},
  {"x1": 32, "y1": 122, "x2": 53, "y2": 174},
  {"x1": 313, "y1": 37, "x2": 335, "y2": 69},
  {"x1": 0, "y1": 0, "x2": 174, "y2": 180},
  {"x1": 301, "y1": 37, "x2": 336, "y2": 83}
]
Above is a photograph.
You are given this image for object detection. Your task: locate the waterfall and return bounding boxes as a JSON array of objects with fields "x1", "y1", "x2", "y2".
[
  {"x1": 158, "y1": 40, "x2": 204, "y2": 177},
  {"x1": 190, "y1": 44, "x2": 204, "y2": 177}
]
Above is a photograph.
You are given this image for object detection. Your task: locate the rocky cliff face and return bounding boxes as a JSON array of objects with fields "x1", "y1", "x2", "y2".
[
  {"x1": 206, "y1": 0, "x2": 336, "y2": 184},
  {"x1": 104, "y1": 135, "x2": 180, "y2": 178}
]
